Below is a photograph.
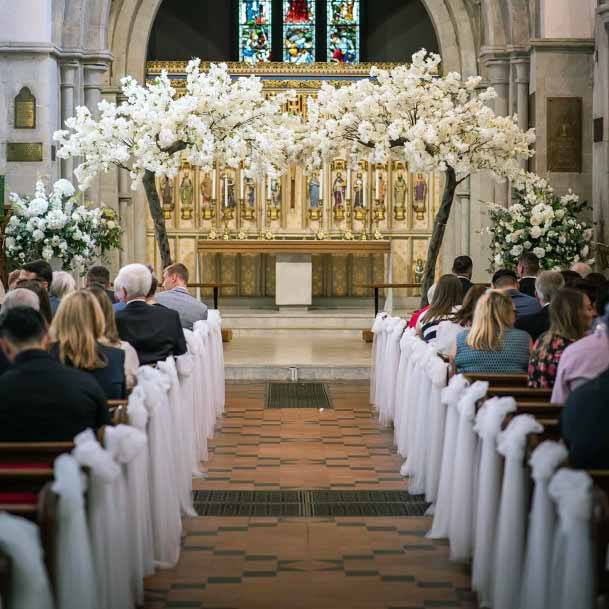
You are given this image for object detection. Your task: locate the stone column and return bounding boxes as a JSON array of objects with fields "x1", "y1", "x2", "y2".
[
  {"x1": 485, "y1": 56, "x2": 511, "y2": 206},
  {"x1": 60, "y1": 61, "x2": 79, "y2": 180},
  {"x1": 83, "y1": 63, "x2": 108, "y2": 117},
  {"x1": 512, "y1": 55, "x2": 531, "y2": 171}
]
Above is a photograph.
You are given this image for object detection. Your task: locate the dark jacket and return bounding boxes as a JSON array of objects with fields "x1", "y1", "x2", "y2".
[
  {"x1": 519, "y1": 277, "x2": 537, "y2": 298},
  {"x1": 515, "y1": 305, "x2": 550, "y2": 343},
  {"x1": 561, "y1": 368, "x2": 609, "y2": 468},
  {"x1": 50, "y1": 342, "x2": 126, "y2": 399},
  {"x1": 0, "y1": 349, "x2": 11, "y2": 377},
  {"x1": 507, "y1": 288, "x2": 542, "y2": 319},
  {"x1": 115, "y1": 300, "x2": 187, "y2": 366},
  {"x1": 0, "y1": 350, "x2": 110, "y2": 442},
  {"x1": 457, "y1": 276, "x2": 473, "y2": 297}
]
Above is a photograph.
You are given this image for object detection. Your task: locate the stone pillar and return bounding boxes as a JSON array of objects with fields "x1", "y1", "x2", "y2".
[
  {"x1": 485, "y1": 56, "x2": 511, "y2": 206},
  {"x1": 83, "y1": 63, "x2": 108, "y2": 117},
  {"x1": 512, "y1": 55, "x2": 531, "y2": 173},
  {"x1": 59, "y1": 61, "x2": 78, "y2": 180}
]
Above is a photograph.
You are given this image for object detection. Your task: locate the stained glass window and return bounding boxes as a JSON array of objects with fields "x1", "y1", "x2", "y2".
[
  {"x1": 239, "y1": 0, "x2": 273, "y2": 63},
  {"x1": 283, "y1": 0, "x2": 316, "y2": 64},
  {"x1": 327, "y1": 0, "x2": 360, "y2": 64}
]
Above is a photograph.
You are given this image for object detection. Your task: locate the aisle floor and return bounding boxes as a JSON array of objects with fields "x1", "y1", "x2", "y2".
[{"x1": 144, "y1": 383, "x2": 476, "y2": 609}]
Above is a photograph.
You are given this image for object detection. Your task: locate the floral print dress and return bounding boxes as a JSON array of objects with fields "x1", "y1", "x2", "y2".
[{"x1": 528, "y1": 333, "x2": 574, "y2": 389}]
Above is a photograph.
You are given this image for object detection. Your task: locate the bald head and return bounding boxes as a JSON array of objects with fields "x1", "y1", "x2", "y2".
[
  {"x1": 2, "y1": 288, "x2": 40, "y2": 312},
  {"x1": 571, "y1": 262, "x2": 592, "y2": 278}
]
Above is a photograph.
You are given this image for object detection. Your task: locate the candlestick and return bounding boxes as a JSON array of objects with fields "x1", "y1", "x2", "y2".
[
  {"x1": 240, "y1": 171, "x2": 244, "y2": 200},
  {"x1": 211, "y1": 168, "x2": 216, "y2": 198},
  {"x1": 224, "y1": 175, "x2": 228, "y2": 208},
  {"x1": 375, "y1": 171, "x2": 380, "y2": 200},
  {"x1": 318, "y1": 170, "x2": 323, "y2": 199}
]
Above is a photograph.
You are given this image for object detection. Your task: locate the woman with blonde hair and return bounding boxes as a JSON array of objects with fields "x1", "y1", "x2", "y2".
[
  {"x1": 50, "y1": 290, "x2": 126, "y2": 398},
  {"x1": 450, "y1": 289, "x2": 531, "y2": 373},
  {"x1": 87, "y1": 286, "x2": 139, "y2": 390}
]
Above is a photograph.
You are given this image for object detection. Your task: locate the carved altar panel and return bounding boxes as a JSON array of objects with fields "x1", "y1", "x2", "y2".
[{"x1": 312, "y1": 255, "x2": 324, "y2": 297}]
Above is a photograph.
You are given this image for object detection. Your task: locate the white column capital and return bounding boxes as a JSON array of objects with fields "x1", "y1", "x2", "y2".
[{"x1": 83, "y1": 63, "x2": 109, "y2": 89}]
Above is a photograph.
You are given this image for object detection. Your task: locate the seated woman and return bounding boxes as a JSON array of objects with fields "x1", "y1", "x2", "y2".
[
  {"x1": 450, "y1": 289, "x2": 531, "y2": 374},
  {"x1": 435, "y1": 284, "x2": 487, "y2": 355},
  {"x1": 416, "y1": 275, "x2": 463, "y2": 343},
  {"x1": 50, "y1": 290, "x2": 127, "y2": 399},
  {"x1": 15, "y1": 279, "x2": 53, "y2": 325},
  {"x1": 49, "y1": 271, "x2": 76, "y2": 314},
  {"x1": 88, "y1": 286, "x2": 140, "y2": 391},
  {"x1": 528, "y1": 288, "x2": 595, "y2": 389}
]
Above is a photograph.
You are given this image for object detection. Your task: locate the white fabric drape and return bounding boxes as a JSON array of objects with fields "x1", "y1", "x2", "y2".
[
  {"x1": 184, "y1": 329, "x2": 209, "y2": 461},
  {"x1": 428, "y1": 374, "x2": 470, "y2": 539},
  {"x1": 52, "y1": 454, "x2": 97, "y2": 609},
  {"x1": 0, "y1": 513, "x2": 55, "y2": 609},
  {"x1": 73, "y1": 429, "x2": 132, "y2": 609},
  {"x1": 519, "y1": 441, "x2": 568, "y2": 609},
  {"x1": 392, "y1": 329, "x2": 415, "y2": 450},
  {"x1": 423, "y1": 354, "x2": 450, "y2": 503},
  {"x1": 206, "y1": 310, "x2": 225, "y2": 416},
  {"x1": 372, "y1": 315, "x2": 392, "y2": 410},
  {"x1": 492, "y1": 414, "x2": 543, "y2": 609},
  {"x1": 370, "y1": 313, "x2": 388, "y2": 406},
  {"x1": 104, "y1": 424, "x2": 151, "y2": 606},
  {"x1": 136, "y1": 366, "x2": 182, "y2": 568},
  {"x1": 397, "y1": 336, "x2": 419, "y2": 461},
  {"x1": 548, "y1": 469, "x2": 595, "y2": 609},
  {"x1": 379, "y1": 318, "x2": 406, "y2": 427},
  {"x1": 448, "y1": 381, "x2": 489, "y2": 561},
  {"x1": 471, "y1": 397, "x2": 517, "y2": 607},
  {"x1": 158, "y1": 357, "x2": 196, "y2": 517},
  {"x1": 193, "y1": 322, "x2": 217, "y2": 439},
  {"x1": 126, "y1": 385, "x2": 155, "y2": 582}
]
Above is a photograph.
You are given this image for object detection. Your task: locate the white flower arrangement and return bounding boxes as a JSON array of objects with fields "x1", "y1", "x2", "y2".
[
  {"x1": 488, "y1": 173, "x2": 594, "y2": 271},
  {"x1": 5, "y1": 179, "x2": 121, "y2": 272}
]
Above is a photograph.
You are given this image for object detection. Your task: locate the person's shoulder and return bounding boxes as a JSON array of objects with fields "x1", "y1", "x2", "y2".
[
  {"x1": 508, "y1": 327, "x2": 531, "y2": 342},
  {"x1": 99, "y1": 342, "x2": 125, "y2": 362}
]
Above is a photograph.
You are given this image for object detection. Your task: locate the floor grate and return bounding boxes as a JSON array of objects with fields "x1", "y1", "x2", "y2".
[
  {"x1": 193, "y1": 490, "x2": 429, "y2": 517},
  {"x1": 265, "y1": 382, "x2": 332, "y2": 409}
]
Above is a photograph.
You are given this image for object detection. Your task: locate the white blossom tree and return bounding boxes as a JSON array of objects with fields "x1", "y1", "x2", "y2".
[
  {"x1": 54, "y1": 60, "x2": 297, "y2": 268},
  {"x1": 301, "y1": 50, "x2": 535, "y2": 304}
]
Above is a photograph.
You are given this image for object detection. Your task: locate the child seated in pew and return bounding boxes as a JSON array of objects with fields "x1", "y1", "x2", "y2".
[
  {"x1": 0, "y1": 307, "x2": 110, "y2": 441},
  {"x1": 416, "y1": 275, "x2": 463, "y2": 343},
  {"x1": 449, "y1": 289, "x2": 531, "y2": 374},
  {"x1": 528, "y1": 288, "x2": 595, "y2": 389}
]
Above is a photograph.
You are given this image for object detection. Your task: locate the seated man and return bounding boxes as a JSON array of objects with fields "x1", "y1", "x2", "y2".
[
  {"x1": 85, "y1": 264, "x2": 117, "y2": 304},
  {"x1": 516, "y1": 252, "x2": 540, "y2": 298},
  {"x1": 115, "y1": 263, "x2": 187, "y2": 365},
  {"x1": 0, "y1": 288, "x2": 40, "y2": 376},
  {"x1": 156, "y1": 263, "x2": 208, "y2": 330},
  {"x1": 492, "y1": 268, "x2": 541, "y2": 319},
  {"x1": 0, "y1": 307, "x2": 110, "y2": 441},
  {"x1": 515, "y1": 271, "x2": 564, "y2": 342},
  {"x1": 561, "y1": 366, "x2": 609, "y2": 468},
  {"x1": 452, "y1": 255, "x2": 473, "y2": 296}
]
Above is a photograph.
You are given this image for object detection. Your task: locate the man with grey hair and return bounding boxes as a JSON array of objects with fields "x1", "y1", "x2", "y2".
[
  {"x1": 115, "y1": 263, "x2": 187, "y2": 365},
  {"x1": 2, "y1": 288, "x2": 40, "y2": 312},
  {"x1": 571, "y1": 262, "x2": 592, "y2": 278},
  {"x1": 515, "y1": 270, "x2": 565, "y2": 341}
]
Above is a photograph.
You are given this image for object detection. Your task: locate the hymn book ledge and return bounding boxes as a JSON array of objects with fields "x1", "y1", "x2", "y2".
[{"x1": 197, "y1": 239, "x2": 391, "y2": 255}]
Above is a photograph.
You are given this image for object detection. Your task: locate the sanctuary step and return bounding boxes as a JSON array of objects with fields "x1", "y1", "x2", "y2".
[{"x1": 223, "y1": 330, "x2": 371, "y2": 381}]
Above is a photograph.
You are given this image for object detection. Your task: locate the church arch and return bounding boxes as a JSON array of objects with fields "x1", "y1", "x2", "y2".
[{"x1": 108, "y1": 0, "x2": 480, "y2": 82}]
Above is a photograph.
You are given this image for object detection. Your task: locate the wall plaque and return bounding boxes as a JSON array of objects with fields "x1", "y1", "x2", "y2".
[
  {"x1": 14, "y1": 87, "x2": 36, "y2": 129},
  {"x1": 547, "y1": 97, "x2": 582, "y2": 173},
  {"x1": 6, "y1": 142, "x2": 43, "y2": 162}
]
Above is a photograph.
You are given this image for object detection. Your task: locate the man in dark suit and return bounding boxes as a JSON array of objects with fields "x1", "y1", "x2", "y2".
[
  {"x1": 114, "y1": 263, "x2": 187, "y2": 366},
  {"x1": 492, "y1": 268, "x2": 542, "y2": 318},
  {"x1": 517, "y1": 253, "x2": 540, "y2": 298},
  {"x1": 85, "y1": 264, "x2": 118, "y2": 304},
  {"x1": 452, "y1": 255, "x2": 473, "y2": 296},
  {"x1": 515, "y1": 271, "x2": 564, "y2": 341},
  {"x1": 561, "y1": 366, "x2": 609, "y2": 468},
  {"x1": 0, "y1": 307, "x2": 110, "y2": 441}
]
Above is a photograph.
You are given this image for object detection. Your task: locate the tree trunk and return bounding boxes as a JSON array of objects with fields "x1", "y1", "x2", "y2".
[
  {"x1": 142, "y1": 169, "x2": 173, "y2": 269},
  {"x1": 420, "y1": 166, "x2": 458, "y2": 307}
]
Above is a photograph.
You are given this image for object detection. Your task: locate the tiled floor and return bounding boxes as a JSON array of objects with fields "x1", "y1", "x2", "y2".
[{"x1": 144, "y1": 383, "x2": 477, "y2": 609}]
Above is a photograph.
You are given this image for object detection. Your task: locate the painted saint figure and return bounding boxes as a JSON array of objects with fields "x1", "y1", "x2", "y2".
[
  {"x1": 393, "y1": 173, "x2": 407, "y2": 208},
  {"x1": 200, "y1": 174, "x2": 212, "y2": 208},
  {"x1": 309, "y1": 175, "x2": 320, "y2": 208},
  {"x1": 161, "y1": 176, "x2": 173, "y2": 209},
  {"x1": 271, "y1": 178, "x2": 281, "y2": 207},
  {"x1": 413, "y1": 173, "x2": 427, "y2": 220},
  {"x1": 222, "y1": 173, "x2": 236, "y2": 208},
  {"x1": 245, "y1": 177, "x2": 256, "y2": 208},
  {"x1": 353, "y1": 173, "x2": 365, "y2": 208},
  {"x1": 180, "y1": 174, "x2": 193, "y2": 208},
  {"x1": 285, "y1": 0, "x2": 311, "y2": 23},
  {"x1": 332, "y1": 173, "x2": 346, "y2": 208}
]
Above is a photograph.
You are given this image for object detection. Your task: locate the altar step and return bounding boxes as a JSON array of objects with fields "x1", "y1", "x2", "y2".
[
  {"x1": 221, "y1": 307, "x2": 374, "y2": 338},
  {"x1": 223, "y1": 330, "x2": 371, "y2": 381}
]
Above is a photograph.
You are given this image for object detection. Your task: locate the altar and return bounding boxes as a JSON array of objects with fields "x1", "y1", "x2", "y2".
[
  {"x1": 144, "y1": 61, "x2": 443, "y2": 310},
  {"x1": 198, "y1": 239, "x2": 391, "y2": 308}
]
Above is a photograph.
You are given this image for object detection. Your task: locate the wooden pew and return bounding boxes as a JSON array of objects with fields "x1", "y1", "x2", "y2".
[
  {"x1": 486, "y1": 385, "x2": 553, "y2": 403},
  {"x1": 465, "y1": 372, "x2": 529, "y2": 387},
  {"x1": 108, "y1": 399, "x2": 129, "y2": 424}
]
